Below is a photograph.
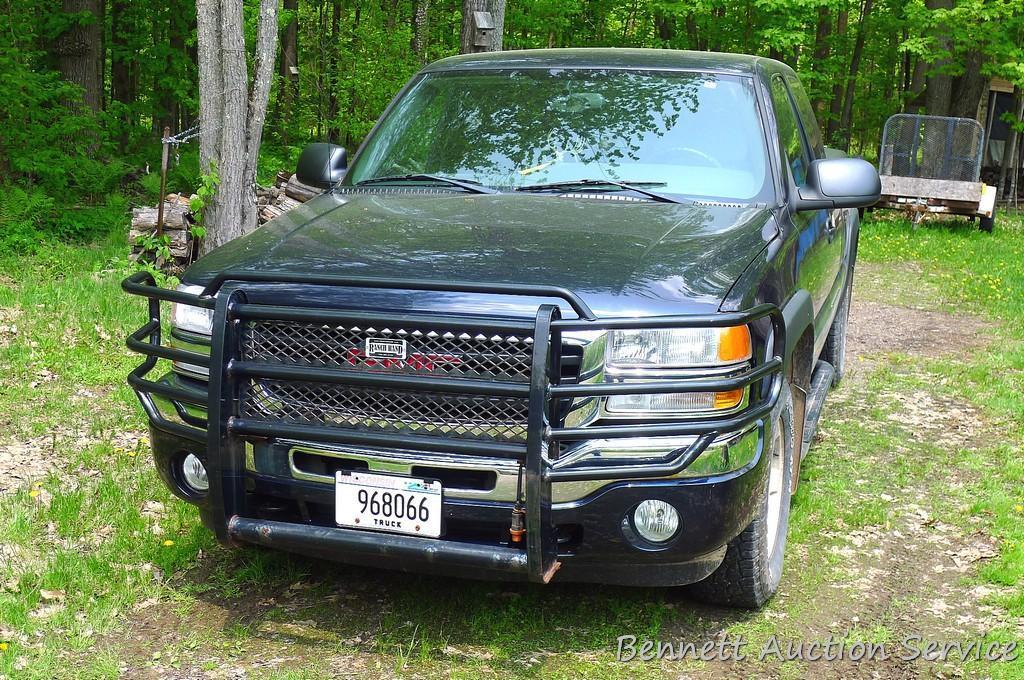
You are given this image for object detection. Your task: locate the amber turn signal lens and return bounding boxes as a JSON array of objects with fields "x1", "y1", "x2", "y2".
[
  {"x1": 714, "y1": 389, "x2": 744, "y2": 410},
  {"x1": 717, "y1": 325, "x2": 752, "y2": 363}
]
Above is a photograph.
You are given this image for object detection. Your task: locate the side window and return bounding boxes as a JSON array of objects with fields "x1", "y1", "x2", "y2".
[
  {"x1": 785, "y1": 74, "x2": 825, "y2": 159},
  {"x1": 769, "y1": 74, "x2": 810, "y2": 186}
]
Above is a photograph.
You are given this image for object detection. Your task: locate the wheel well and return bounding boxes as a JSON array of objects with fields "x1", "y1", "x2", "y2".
[{"x1": 787, "y1": 327, "x2": 814, "y2": 494}]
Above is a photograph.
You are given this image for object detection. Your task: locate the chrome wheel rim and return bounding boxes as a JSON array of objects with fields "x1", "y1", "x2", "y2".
[{"x1": 765, "y1": 425, "x2": 786, "y2": 556}]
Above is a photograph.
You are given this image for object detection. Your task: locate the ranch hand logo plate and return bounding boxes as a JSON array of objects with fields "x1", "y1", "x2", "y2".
[{"x1": 365, "y1": 337, "x2": 407, "y2": 360}]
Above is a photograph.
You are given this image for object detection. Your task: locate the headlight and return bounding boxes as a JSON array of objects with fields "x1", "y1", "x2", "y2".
[
  {"x1": 171, "y1": 284, "x2": 214, "y2": 336},
  {"x1": 607, "y1": 326, "x2": 751, "y2": 368},
  {"x1": 170, "y1": 284, "x2": 212, "y2": 379},
  {"x1": 600, "y1": 325, "x2": 751, "y2": 416}
]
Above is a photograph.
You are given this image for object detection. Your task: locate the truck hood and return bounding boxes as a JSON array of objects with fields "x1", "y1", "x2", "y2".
[{"x1": 184, "y1": 192, "x2": 773, "y2": 317}]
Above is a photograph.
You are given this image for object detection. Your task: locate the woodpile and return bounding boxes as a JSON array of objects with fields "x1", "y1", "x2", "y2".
[
  {"x1": 257, "y1": 171, "x2": 321, "y2": 223},
  {"x1": 129, "y1": 194, "x2": 193, "y2": 270},
  {"x1": 130, "y1": 173, "x2": 321, "y2": 272}
]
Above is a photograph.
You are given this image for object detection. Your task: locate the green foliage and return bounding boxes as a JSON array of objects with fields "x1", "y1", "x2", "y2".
[
  {"x1": 0, "y1": 55, "x2": 112, "y2": 196},
  {"x1": 0, "y1": 187, "x2": 57, "y2": 252},
  {"x1": 3, "y1": 0, "x2": 1024, "y2": 253},
  {"x1": 133, "y1": 231, "x2": 173, "y2": 263},
  {"x1": 0, "y1": 7, "x2": 130, "y2": 250},
  {"x1": 0, "y1": 189, "x2": 130, "y2": 253},
  {"x1": 259, "y1": 0, "x2": 1024, "y2": 161},
  {"x1": 188, "y1": 165, "x2": 220, "y2": 241}
]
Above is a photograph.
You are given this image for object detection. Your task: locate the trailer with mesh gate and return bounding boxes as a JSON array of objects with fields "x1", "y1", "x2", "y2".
[{"x1": 876, "y1": 113, "x2": 997, "y2": 231}]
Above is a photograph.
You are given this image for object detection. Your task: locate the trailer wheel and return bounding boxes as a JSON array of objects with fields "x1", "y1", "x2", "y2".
[{"x1": 979, "y1": 210, "x2": 995, "y2": 233}]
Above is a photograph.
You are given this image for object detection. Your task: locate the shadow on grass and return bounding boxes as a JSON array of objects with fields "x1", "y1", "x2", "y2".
[{"x1": 169, "y1": 542, "x2": 756, "y2": 665}]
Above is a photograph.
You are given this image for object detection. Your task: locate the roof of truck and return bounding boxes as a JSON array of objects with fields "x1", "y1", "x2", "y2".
[{"x1": 423, "y1": 48, "x2": 767, "y2": 76}]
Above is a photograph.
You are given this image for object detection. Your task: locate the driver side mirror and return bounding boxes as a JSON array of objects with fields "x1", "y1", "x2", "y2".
[
  {"x1": 296, "y1": 143, "x2": 348, "y2": 189},
  {"x1": 795, "y1": 157, "x2": 880, "y2": 211}
]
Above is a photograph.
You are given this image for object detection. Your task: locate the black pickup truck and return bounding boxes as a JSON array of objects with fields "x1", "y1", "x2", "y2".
[{"x1": 124, "y1": 49, "x2": 880, "y2": 608}]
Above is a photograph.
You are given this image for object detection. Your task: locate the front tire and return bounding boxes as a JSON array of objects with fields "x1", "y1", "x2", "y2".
[{"x1": 685, "y1": 385, "x2": 794, "y2": 609}]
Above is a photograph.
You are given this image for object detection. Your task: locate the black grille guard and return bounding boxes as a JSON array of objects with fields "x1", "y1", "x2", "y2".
[{"x1": 123, "y1": 270, "x2": 785, "y2": 583}]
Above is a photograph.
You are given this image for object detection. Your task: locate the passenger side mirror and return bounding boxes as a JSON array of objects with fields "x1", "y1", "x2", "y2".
[
  {"x1": 795, "y1": 157, "x2": 881, "y2": 211},
  {"x1": 296, "y1": 143, "x2": 348, "y2": 189}
]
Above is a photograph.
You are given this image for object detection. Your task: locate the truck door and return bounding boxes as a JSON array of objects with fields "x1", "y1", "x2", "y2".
[
  {"x1": 769, "y1": 74, "x2": 845, "y2": 354},
  {"x1": 786, "y1": 74, "x2": 848, "y2": 343}
]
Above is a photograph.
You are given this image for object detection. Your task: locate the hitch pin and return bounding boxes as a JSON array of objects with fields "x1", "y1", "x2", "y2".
[
  {"x1": 510, "y1": 463, "x2": 526, "y2": 544},
  {"x1": 509, "y1": 504, "x2": 526, "y2": 543}
]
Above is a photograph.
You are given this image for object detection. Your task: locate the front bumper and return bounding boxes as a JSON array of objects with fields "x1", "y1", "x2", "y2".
[
  {"x1": 148, "y1": 416, "x2": 768, "y2": 585},
  {"x1": 124, "y1": 270, "x2": 784, "y2": 586}
]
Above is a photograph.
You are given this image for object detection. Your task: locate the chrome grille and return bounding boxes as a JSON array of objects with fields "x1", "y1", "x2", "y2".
[{"x1": 238, "y1": 319, "x2": 535, "y2": 442}]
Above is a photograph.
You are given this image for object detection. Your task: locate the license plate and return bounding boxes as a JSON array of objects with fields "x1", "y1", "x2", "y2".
[{"x1": 335, "y1": 471, "x2": 442, "y2": 538}]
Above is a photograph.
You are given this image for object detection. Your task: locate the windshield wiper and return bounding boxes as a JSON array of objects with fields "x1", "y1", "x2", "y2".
[
  {"x1": 515, "y1": 179, "x2": 688, "y2": 204},
  {"x1": 355, "y1": 174, "x2": 499, "y2": 195}
]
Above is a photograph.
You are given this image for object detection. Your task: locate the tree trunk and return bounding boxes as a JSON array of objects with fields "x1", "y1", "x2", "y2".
[
  {"x1": 826, "y1": 6, "x2": 849, "y2": 140},
  {"x1": 949, "y1": 49, "x2": 986, "y2": 120},
  {"x1": 217, "y1": 0, "x2": 249, "y2": 247},
  {"x1": 710, "y1": 6, "x2": 725, "y2": 52},
  {"x1": 327, "y1": 0, "x2": 346, "y2": 145},
  {"x1": 490, "y1": 1, "x2": 506, "y2": 50},
  {"x1": 838, "y1": 0, "x2": 872, "y2": 151},
  {"x1": 901, "y1": 28, "x2": 912, "y2": 97},
  {"x1": 164, "y1": 1, "x2": 188, "y2": 132},
  {"x1": 110, "y1": 0, "x2": 137, "y2": 107},
  {"x1": 184, "y1": 9, "x2": 199, "y2": 131},
  {"x1": 654, "y1": 10, "x2": 674, "y2": 43},
  {"x1": 923, "y1": 0, "x2": 954, "y2": 117},
  {"x1": 242, "y1": 0, "x2": 278, "y2": 233},
  {"x1": 411, "y1": 0, "x2": 430, "y2": 62},
  {"x1": 196, "y1": 0, "x2": 279, "y2": 253},
  {"x1": 54, "y1": 0, "x2": 103, "y2": 111},
  {"x1": 276, "y1": 0, "x2": 299, "y2": 142},
  {"x1": 997, "y1": 87, "x2": 1023, "y2": 199},
  {"x1": 280, "y1": 0, "x2": 299, "y2": 101},
  {"x1": 196, "y1": 0, "x2": 223, "y2": 233},
  {"x1": 685, "y1": 14, "x2": 699, "y2": 49},
  {"x1": 110, "y1": 0, "x2": 138, "y2": 150},
  {"x1": 810, "y1": 4, "x2": 831, "y2": 115},
  {"x1": 460, "y1": 0, "x2": 505, "y2": 53},
  {"x1": 883, "y1": 29, "x2": 898, "y2": 104},
  {"x1": 342, "y1": 5, "x2": 363, "y2": 148}
]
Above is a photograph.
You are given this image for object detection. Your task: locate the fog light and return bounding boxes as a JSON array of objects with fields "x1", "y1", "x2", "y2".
[
  {"x1": 181, "y1": 453, "x2": 209, "y2": 492},
  {"x1": 633, "y1": 500, "x2": 680, "y2": 543}
]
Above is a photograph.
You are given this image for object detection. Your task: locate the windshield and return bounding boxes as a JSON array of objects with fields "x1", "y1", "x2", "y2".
[{"x1": 345, "y1": 69, "x2": 770, "y2": 202}]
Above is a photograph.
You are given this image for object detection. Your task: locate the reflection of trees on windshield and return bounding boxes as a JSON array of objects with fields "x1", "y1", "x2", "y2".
[{"x1": 354, "y1": 70, "x2": 712, "y2": 186}]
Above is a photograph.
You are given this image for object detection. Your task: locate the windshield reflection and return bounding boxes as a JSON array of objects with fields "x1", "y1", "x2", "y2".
[{"x1": 346, "y1": 69, "x2": 769, "y2": 202}]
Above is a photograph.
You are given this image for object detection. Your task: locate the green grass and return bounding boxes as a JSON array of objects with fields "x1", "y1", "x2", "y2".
[
  {"x1": 0, "y1": 212, "x2": 1022, "y2": 678},
  {"x1": 0, "y1": 236, "x2": 214, "y2": 678},
  {"x1": 859, "y1": 210, "x2": 1024, "y2": 319}
]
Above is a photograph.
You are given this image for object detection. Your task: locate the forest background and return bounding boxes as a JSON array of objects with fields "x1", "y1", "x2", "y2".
[{"x1": 1, "y1": 0, "x2": 1023, "y2": 251}]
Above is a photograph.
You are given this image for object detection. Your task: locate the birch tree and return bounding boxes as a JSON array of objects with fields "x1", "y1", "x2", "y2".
[{"x1": 196, "y1": 0, "x2": 279, "y2": 253}]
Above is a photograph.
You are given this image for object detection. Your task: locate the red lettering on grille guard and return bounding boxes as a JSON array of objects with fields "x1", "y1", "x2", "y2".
[{"x1": 346, "y1": 348, "x2": 462, "y2": 371}]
